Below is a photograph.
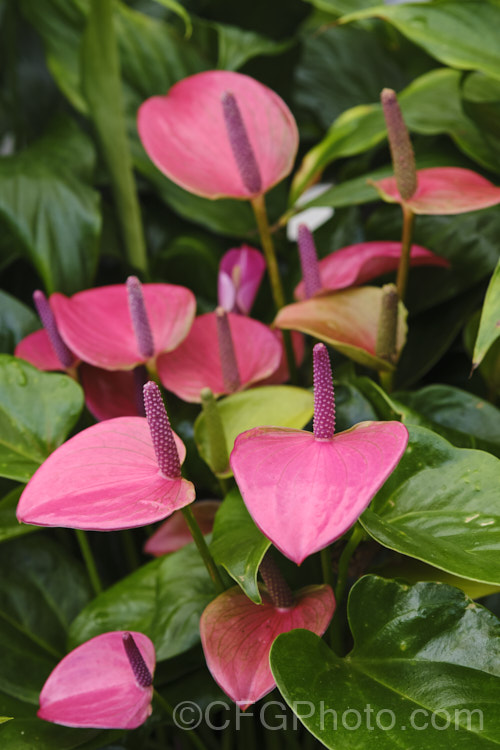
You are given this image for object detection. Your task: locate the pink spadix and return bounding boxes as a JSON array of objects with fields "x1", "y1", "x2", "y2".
[
  {"x1": 297, "y1": 224, "x2": 321, "y2": 299},
  {"x1": 294, "y1": 241, "x2": 450, "y2": 300},
  {"x1": 230, "y1": 343, "x2": 408, "y2": 564},
  {"x1": 27, "y1": 290, "x2": 76, "y2": 370},
  {"x1": 200, "y1": 551, "x2": 334, "y2": 708},
  {"x1": 218, "y1": 245, "x2": 266, "y2": 315},
  {"x1": 137, "y1": 71, "x2": 298, "y2": 200},
  {"x1": 222, "y1": 91, "x2": 262, "y2": 195},
  {"x1": 17, "y1": 382, "x2": 195, "y2": 529},
  {"x1": 157, "y1": 310, "x2": 281, "y2": 402},
  {"x1": 126, "y1": 276, "x2": 154, "y2": 359},
  {"x1": 38, "y1": 631, "x2": 155, "y2": 729}
]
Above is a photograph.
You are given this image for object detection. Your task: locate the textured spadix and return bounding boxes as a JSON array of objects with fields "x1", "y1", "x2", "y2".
[
  {"x1": 38, "y1": 631, "x2": 155, "y2": 729},
  {"x1": 17, "y1": 417, "x2": 194, "y2": 530},
  {"x1": 200, "y1": 585, "x2": 334, "y2": 708},
  {"x1": 373, "y1": 167, "x2": 500, "y2": 215},
  {"x1": 137, "y1": 70, "x2": 298, "y2": 200},
  {"x1": 157, "y1": 312, "x2": 281, "y2": 402},
  {"x1": 50, "y1": 282, "x2": 195, "y2": 370},
  {"x1": 294, "y1": 241, "x2": 449, "y2": 300}
]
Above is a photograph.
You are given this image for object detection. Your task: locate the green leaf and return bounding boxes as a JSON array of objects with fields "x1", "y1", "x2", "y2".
[
  {"x1": 464, "y1": 311, "x2": 500, "y2": 396},
  {"x1": 194, "y1": 386, "x2": 314, "y2": 478},
  {"x1": 0, "y1": 356, "x2": 84, "y2": 482},
  {"x1": 82, "y1": 0, "x2": 147, "y2": 272},
  {"x1": 0, "y1": 292, "x2": 39, "y2": 354},
  {"x1": 395, "y1": 384, "x2": 500, "y2": 457},
  {"x1": 0, "y1": 717, "x2": 12, "y2": 724},
  {"x1": 473, "y1": 259, "x2": 500, "y2": 369},
  {"x1": 151, "y1": 0, "x2": 192, "y2": 38},
  {"x1": 210, "y1": 489, "x2": 270, "y2": 604},
  {"x1": 271, "y1": 576, "x2": 500, "y2": 748},
  {"x1": 0, "y1": 116, "x2": 101, "y2": 294},
  {"x1": 214, "y1": 22, "x2": 291, "y2": 71},
  {"x1": 0, "y1": 536, "x2": 92, "y2": 703},
  {"x1": 360, "y1": 425, "x2": 500, "y2": 586},
  {"x1": 302, "y1": 0, "x2": 375, "y2": 13},
  {"x1": 0, "y1": 487, "x2": 39, "y2": 544},
  {"x1": 68, "y1": 542, "x2": 215, "y2": 660},
  {"x1": 340, "y1": 1, "x2": 500, "y2": 81}
]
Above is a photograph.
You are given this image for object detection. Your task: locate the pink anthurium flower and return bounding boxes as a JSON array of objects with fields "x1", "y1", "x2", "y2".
[
  {"x1": 14, "y1": 290, "x2": 145, "y2": 421},
  {"x1": 157, "y1": 309, "x2": 281, "y2": 403},
  {"x1": 144, "y1": 500, "x2": 220, "y2": 556},
  {"x1": 294, "y1": 235, "x2": 450, "y2": 301},
  {"x1": 230, "y1": 344, "x2": 408, "y2": 564},
  {"x1": 38, "y1": 631, "x2": 155, "y2": 729},
  {"x1": 218, "y1": 246, "x2": 266, "y2": 315},
  {"x1": 138, "y1": 71, "x2": 298, "y2": 200},
  {"x1": 201, "y1": 552, "x2": 335, "y2": 708},
  {"x1": 17, "y1": 382, "x2": 195, "y2": 530},
  {"x1": 50, "y1": 278, "x2": 196, "y2": 371},
  {"x1": 372, "y1": 167, "x2": 500, "y2": 215}
]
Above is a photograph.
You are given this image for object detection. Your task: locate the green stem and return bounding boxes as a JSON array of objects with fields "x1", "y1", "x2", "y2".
[
  {"x1": 181, "y1": 506, "x2": 225, "y2": 594},
  {"x1": 320, "y1": 546, "x2": 334, "y2": 591},
  {"x1": 251, "y1": 195, "x2": 298, "y2": 383},
  {"x1": 75, "y1": 529, "x2": 103, "y2": 596},
  {"x1": 121, "y1": 529, "x2": 140, "y2": 572},
  {"x1": 251, "y1": 194, "x2": 286, "y2": 310},
  {"x1": 379, "y1": 369, "x2": 394, "y2": 393},
  {"x1": 83, "y1": 0, "x2": 148, "y2": 273},
  {"x1": 395, "y1": 205, "x2": 415, "y2": 301},
  {"x1": 153, "y1": 690, "x2": 209, "y2": 750},
  {"x1": 329, "y1": 525, "x2": 364, "y2": 654}
]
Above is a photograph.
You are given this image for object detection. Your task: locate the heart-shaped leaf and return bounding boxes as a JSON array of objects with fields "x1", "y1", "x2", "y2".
[
  {"x1": 360, "y1": 425, "x2": 500, "y2": 585},
  {"x1": 271, "y1": 575, "x2": 500, "y2": 748},
  {"x1": 0, "y1": 356, "x2": 84, "y2": 482}
]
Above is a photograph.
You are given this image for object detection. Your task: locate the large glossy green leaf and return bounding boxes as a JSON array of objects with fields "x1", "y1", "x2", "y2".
[
  {"x1": 68, "y1": 542, "x2": 215, "y2": 660},
  {"x1": 194, "y1": 386, "x2": 314, "y2": 478},
  {"x1": 294, "y1": 22, "x2": 405, "y2": 131},
  {"x1": 360, "y1": 425, "x2": 500, "y2": 586},
  {"x1": 395, "y1": 385, "x2": 500, "y2": 457},
  {"x1": 0, "y1": 487, "x2": 38, "y2": 544},
  {"x1": 0, "y1": 356, "x2": 84, "y2": 482},
  {"x1": 473, "y1": 259, "x2": 500, "y2": 369},
  {"x1": 0, "y1": 536, "x2": 91, "y2": 704},
  {"x1": 0, "y1": 292, "x2": 39, "y2": 354},
  {"x1": 0, "y1": 116, "x2": 101, "y2": 294},
  {"x1": 291, "y1": 68, "x2": 495, "y2": 203},
  {"x1": 271, "y1": 576, "x2": 500, "y2": 748},
  {"x1": 340, "y1": 1, "x2": 500, "y2": 80},
  {"x1": 210, "y1": 489, "x2": 270, "y2": 604}
]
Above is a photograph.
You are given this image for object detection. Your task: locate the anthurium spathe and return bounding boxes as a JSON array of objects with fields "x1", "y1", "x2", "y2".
[
  {"x1": 230, "y1": 344, "x2": 408, "y2": 564},
  {"x1": 157, "y1": 309, "x2": 281, "y2": 402},
  {"x1": 38, "y1": 631, "x2": 155, "y2": 729},
  {"x1": 275, "y1": 287, "x2": 407, "y2": 372},
  {"x1": 17, "y1": 382, "x2": 195, "y2": 529},
  {"x1": 373, "y1": 167, "x2": 500, "y2": 215},
  {"x1": 294, "y1": 239, "x2": 450, "y2": 301},
  {"x1": 218, "y1": 246, "x2": 266, "y2": 315},
  {"x1": 144, "y1": 500, "x2": 220, "y2": 556},
  {"x1": 14, "y1": 290, "x2": 145, "y2": 421},
  {"x1": 200, "y1": 553, "x2": 334, "y2": 708},
  {"x1": 138, "y1": 71, "x2": 298, "y2": 200},
  {"x1": 50, "y1": 278, "x2": 196, "y2": 370}
]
